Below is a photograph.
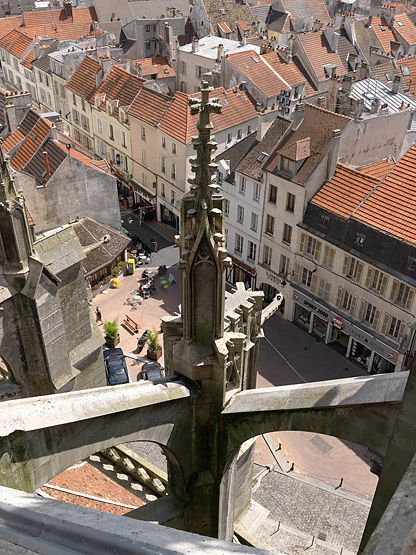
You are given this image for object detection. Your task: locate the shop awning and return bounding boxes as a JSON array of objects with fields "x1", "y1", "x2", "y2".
[{"x1": 231, "y1": 256, "x2": 257, "y2": 277}]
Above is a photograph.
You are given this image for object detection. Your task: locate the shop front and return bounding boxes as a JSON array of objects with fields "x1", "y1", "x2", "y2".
[
  {"x1": 291, "y1": 289, "x2": 403, "y2": 373},
  {"x1": 257, "y1": 265, "x2": 284, "y2": 307},
  {"x1": 160, "y1": 203, "x2": 179, "y2": 229},
  {"x1": 226, "y1": 256, "x2": 257, "y2": 290}
]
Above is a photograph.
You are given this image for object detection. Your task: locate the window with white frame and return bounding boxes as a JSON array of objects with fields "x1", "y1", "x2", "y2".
[
  {"x1": 109, "y1": 124, "x2": 114, "y2": 140},
  {"x1": 250, "y1": 212, "x2": 258, "y2": 231},
  {"x1": 227, "y1": 133, "x2": 232, "y2": 144},
  {"x1": 253, "y1": 182, "x2": 261, "y2": 201},
  {"x1": 239, "y1": 176, "x2": 246, "y2": 194},
  {"x1": 172, "y1": 142, "x2": 176, "y2": 154},
  {"x1": 286, "y1": 192, "x2": 295, "y2": 213},
  {"x1": 237, "y1": 205, "x2": 244, "y2": 224},
  {"x1": 317, "y1": 278, "x2": 331, "y2": 302},
  {"x1": 171, "y1": 162, "x2": 176, "y2": 180},
  {"x1": 81, "y1": 98, "x2": 85, "y2": 111},
  {"x1": 362, "y1": 302, "x2": 380, "y2": 328},
  {"x1": 237, "y1": 129, "x2": 242, "y2": 140},
  {"x1": 301, "y1": 267, "x2": 313, "y2": 288},
  {"x1": 247, "y1": 125, "x2": 252, "y2": 134},
  {"x1": 390, "y1": 280, "x2": 414, "y2": 310},
  {"x1": 382, "y1": 314, "x2": 405, "y2": 340},
  {"x1": 161, "y1": 156, "x2": 166, "y2": 174},
  {"x1": 72, "y1": 93, "x2": 77, "y2": 106},
  {"x1": 247, "y1": 241, "x2": 257, "y2": 262},
  {"x1": 142, "y1": 149, "x2": 146, "y2": 166},
  {"x1": 141, "y1": 126, "x2": 146, "y2": 141},
  {"x1": 366, "y1": 267, "x2": 388, "y2": 296},
  {"x1": 282, "y1": 223, "x2": 292, "y2": 244},
  {"x1": 124, "y1": 157, "x2": 128, "y2": 172},
  {"x1": 341, "y1": 290, "x2": 356, "y2": 314},
  {"x1": 322, "y1": 245, "x2": 335, "y2": 269},
  {"x1": 224, "y1": 199, "x2": 230, "y2": 216},
  {"x1": 122, "y1": 131, "x2": 127, "y2": 148},
  {"x1": 263, "y1": 244, "x2": 272, "y2": 266},
  {"x1": 162, "y1": 136, "x2": 166, "y2": 149},
  {"x1": 235, "y1": 233, "x2": 243, "y2": 254},
  {"x1": 96, "y1": 118, "x2": 103, "y2": 134},
  {"x1": 301, "y1": 234, "x2": 321, "y2": 261},
  {"x1": 279, "y1": 254, "x2": 289, "y2": 276},
  {"x1": 343, "y1": 256, "x2": 363, "y2": 283},
  {"x1": 268, "y1": 184, "x2": 277, "y2": 204},
  {"x1": 171, "y1": 189, "x2": 175, "y2": 205},
  {"x1": 161, "y1": 182, "x2": 165, "y2": 198},
  {"x1": 265, "y1": 214, "x2": 274, "y2": 235}
]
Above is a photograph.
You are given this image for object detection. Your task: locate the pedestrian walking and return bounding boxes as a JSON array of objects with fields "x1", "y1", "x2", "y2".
[{"x1": 95, "y1": 307, "x2": 102, "y2": 325}]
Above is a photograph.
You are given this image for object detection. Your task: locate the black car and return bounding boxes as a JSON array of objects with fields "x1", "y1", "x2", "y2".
[{"x1": 103, "y1": 348, "x2": 130, "y2": 386}]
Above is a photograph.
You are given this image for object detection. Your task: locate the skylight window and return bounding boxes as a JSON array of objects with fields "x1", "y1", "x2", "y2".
[
  {"x1": 397, "y1": 20, "x2": 404, "y2": 27},
  {"x1": 257, "y1": 152, "x2": 269, "y2": 162},
  {"x1": 385, "y1": 72, "x2": 393, "y2": 82},
  {"x1": 251, "y1": 56, "x2": 260, "y2": 63},
  {"x1": 379, "y1": 24, "x2": 386, "y2": 31},
  {"x1": 401, "y1": 64, "x2": 410, "y2": 76}
]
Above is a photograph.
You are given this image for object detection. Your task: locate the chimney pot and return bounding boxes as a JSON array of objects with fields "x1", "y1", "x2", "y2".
[{"x1": 43, "y1": 150, "x2": 52, "y2": 179}]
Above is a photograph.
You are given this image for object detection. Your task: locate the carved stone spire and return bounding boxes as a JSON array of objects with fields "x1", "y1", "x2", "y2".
[
  {"x1": 0, "y1": 140, "x2": 33, "y2": 281},
  {"x1": 178, "y1": 82, "x2": 231, "y2": 343}
]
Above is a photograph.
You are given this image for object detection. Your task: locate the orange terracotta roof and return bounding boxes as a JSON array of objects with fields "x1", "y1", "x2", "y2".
[
  {"x1": 358, "y1": 158, "x2": 396, "y2": 179},
  {"x1": 393, "y1": 13, "x2": 416, "y2": 45},
  {"x1": 22, "y1": 22, "x2": 94, "y2": 42},
  {"x1": 127, "y1": 87, "x2": 172, "y2": 126},
  {"x1": 11, "y1": 117, "x2": 52, "y2": 169},
  {"x1": 0, "y1": 29, "x2": 32, "y2": 58},
  {"x1": 218, "y1": 21, "x2": 232, "y2": 34},
  {"x1": 237, "y1": 20, "x2": 250, "y2": 32},
  {"x1": 96, "y1": 66, "x2": 144, "y2": 109},
  {"x1": 353, "y1": 145, "x2": 416, "y2": 245},
  {"x1": 25, "y1": 205, "x2": 34, "y2": 226},
  {"x1": 311, "y1": 165, "x2": 379, "y2": 219},
  {"x1": 2, "y1": 129, "x2": 25, "y2": 154},
  {"x1": 372, "y1": 17, "x2": 397, "y2": 54},
  {"x1": 133, "y1": 57, "x2": 175, "y2": 79},
  {"x1": 262, "y1": 50, "x2": 317, "y2": 96},
  {"x1": 62, "y1": 144, "x2": 111, "y2": 174},
  {"x1": 226, "y1": 49, "x2": 290, "y2": 96},
  {"x1": 22, "y1": 6, "x2": 97, "y2": 27},
  {"x1": 66, "y1": 56, "x2": 101, "y2": 101},
  {"x1": 298, "y1": 31, "x2": 346, "y2": 82},
  {"x1": 159, "y1": 87, "x2": 257, "y2": 144},
  {"x1": 397, "y1": 56, "x2": 416, "y2": 95},
  {"x1": 0, "y1": 15, "x2": 22, "y2": 40}
]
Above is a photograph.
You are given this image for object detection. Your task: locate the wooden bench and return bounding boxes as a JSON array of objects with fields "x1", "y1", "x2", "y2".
[{"x1": 122, "y1": 314, "x2": 140, "y2": 334}]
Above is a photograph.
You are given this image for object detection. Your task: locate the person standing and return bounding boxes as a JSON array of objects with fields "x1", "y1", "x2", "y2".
[{"x1": 95, "y1": 307, "x2": 102, "y2": 325}]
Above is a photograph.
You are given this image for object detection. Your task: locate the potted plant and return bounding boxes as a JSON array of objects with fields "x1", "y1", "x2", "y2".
[
  {"x1": 147, "y1": 328, "x2": 162, "y2": 361},
  {"x1": 103, "y1": 320, "x2": 120, "y2": 348}
]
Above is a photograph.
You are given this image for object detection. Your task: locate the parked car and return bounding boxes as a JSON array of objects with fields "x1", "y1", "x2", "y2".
[{"x1": 103, "y1": 348, "x2": 130, "y2": 385}]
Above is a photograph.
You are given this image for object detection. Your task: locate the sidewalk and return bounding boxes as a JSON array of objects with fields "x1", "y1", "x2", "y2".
[{"x1": 121, "y1": 211, "x2": 176, "y2": 252}]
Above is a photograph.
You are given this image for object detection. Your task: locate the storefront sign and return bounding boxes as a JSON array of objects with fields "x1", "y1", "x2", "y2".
[
  {"x1": 332, "y1": 316, "x2": 344, "y2": 329},
  {"x1": 302, "y1": 299, "x2": 329, "y2": 321}
]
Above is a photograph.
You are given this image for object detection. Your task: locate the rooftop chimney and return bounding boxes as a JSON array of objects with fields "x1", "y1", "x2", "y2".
[
  {"x1": 216, "y1": 43, "x2": 224, "y2": 63},
  {"x1": 392, "y1": 74, "x2": 401, "y2": 95},
  {"x1": 5, "y1": 103, "x2": 17, "y2": 132},
  {"x1": 326, "y1": 129, "x2": 342, "y2": 181},
  {"x1": 358, "y1": 62, "x2": 369, "y2": 81},
  {"x1": 191, "y1": 36, "x2": 199, "y2": 53},
  {"x1": 241, "y1": 32, "x2": 247, "y2": 47},
  {"x1": 63, "y1": 0, "x2": 73, "y2": 20},
  {"x1": 43, "y1": 150, "x2": 52, "y2": 180},
  {"x1": 341, "y1": 75, "x2": 352, "y2": 94},
  {"x1": 292, "y1": 102, "x2": 305, "y2": 130}
]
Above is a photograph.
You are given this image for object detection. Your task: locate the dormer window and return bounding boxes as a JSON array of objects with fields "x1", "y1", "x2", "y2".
[{"x1": 280, "y1": 155, "x2": 296, "y2": 175}]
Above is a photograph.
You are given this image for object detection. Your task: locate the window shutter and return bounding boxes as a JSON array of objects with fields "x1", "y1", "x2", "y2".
[
  {"x1": 293, "y1": 263, "x2": 301, "y2": 283},
  {"x1": 342, "y1": 255, "x2": 350, "y2": 275},
  {"x1": 380, "y1": 275, "x2": 388, "y2": 298},
  {"x1": 311, "y1": 272, "x2": 318, "y2": 293},
  {"x1": 350, "y1": 295, "x2": 357, "y2": 317},
  {"x1": 373, "y1": 308, "x2": 381, "y2": 330},
  {"x1": 356, "y1": 262, "x2": 364, "y2": 284},
  {"x1": 381, "y1": 313, "x2": 391, "y2": 336},
  {"x1": 328, "y1": 247, "x2": 335, "y2": 269},
  {"x1": 405, "y1": 288, "x2": 415, "y2": 311},
  {"x1": 390, "y1": 279, "x2": 399, "y2": 302},
  {"x1": 365, "y1": 268, "x2": 374, "y2": 289},
  {"x1": 315, "y1": 241, "x2": 322, "y2": 262},
  {"x1": 398, "y1": 322, "x2": 407, "y2": 344},
  {"x1": 325, "y1": 281, "x2": 331, "y2": 301},
  {"x1": 336, "y1": 286, "x2": 343, "y2": 308},
  {"x1": 358, "y1": 299, "x2": 366, "y2": 321},
  {"x1": 300, "y1": 233, "x2": 306, "y2": 254}
]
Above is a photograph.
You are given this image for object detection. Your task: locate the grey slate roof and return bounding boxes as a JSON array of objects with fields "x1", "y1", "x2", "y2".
[
  {"x1": 71, "y1": 217, "x2": 129, "y2": 274},
  {"x1": 250, "y1": 5, "x2": 272, "y2": 27},
  {"x1": 17, "y1": 109, "x2": 40, "y2": 135},
  {"x1": 265, "y1": 9, "x2": 289, "y2": 33},
  {"x1": 236, "y1": 116, "x2": 292, "y2": 181},
  {"x1": 337, "y1": 29, "x2": 359, "y2": 71},
  {"x1": 216, "y1": 132, "x2": 258, "y2": 182},
  {"x1": 32, "y1": 41, "x2": 59, "y2": 73},
  {"x1": 23, "y1": 138, "x2": 66, "y2": 187}
]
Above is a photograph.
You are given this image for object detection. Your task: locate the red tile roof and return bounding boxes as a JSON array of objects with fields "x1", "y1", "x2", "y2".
[
  {"x1": 218, "y1": 21, "x2": 232, "y2": 34},
  {"x1": 226, "y1": 49, "x2": 290, "y2": 96},
  {"x1": 96, "y1": 66, "x2": 144, "y2": 110},
  {"x1": 312, "y1": 146, "x2": 416, "y2": 245},
  {"x1": 358, "y1": 158, "x2": 396, "y2": 179},
  {"x1": 11, "y1": 117, "x2": 52, "y2": 169},
  {"x1": 133, "y1": 57, "x2": 175, "y2": 79},
  {"x1": 372, "y1": 17, "x2": 397, "y2": 54},
  {"x1": 127, "y1": 87, "x2": 172, "y2": 126},
  {"x1": 2, "y1": 129, "x2": 24, "y2": 154},
  {"x1": 66, "y1": 56, "x2": 101, "y2": 101},
  {"x1": 311, "y1": 165, "x2": 379, "y2": 219},
  {"x1": 22, "y1": 22, "x2": 94, "y2": 42},
  {"x1": 298, "y1": 31, "x2": 346, "y2": 82},
  {"x1": 0, "y1": 15, "x2": 22, "y2": 40},
  {"x1": 22, "y1": 6, "x2": 97, "y2": 27},
  {"x1": 159, "y1": 87, "x2": 257, "y2": 144},
  {"x1": 64, "y1": 144, "x2": 111, "y2": 174},
  {"x1": 0, "y1": 29, "x2": 32, "y2": 59},
  {"x1": 393, "y1": 13, "x2": 416, "y2": 45},
  {"x1": 397, "y1": 56, "x2": 416, "y2": 95},
  {"x1": 262, "y1": 50, "x2": 317, "y2": 96}
]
